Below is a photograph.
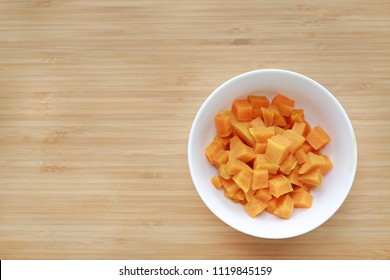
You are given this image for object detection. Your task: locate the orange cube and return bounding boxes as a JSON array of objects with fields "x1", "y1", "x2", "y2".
[
  {"x1": 229, "y1": 141, "x2": 256, "y2": 163},
  {"x1": 268, "y1": 105, "x2": 287, "y2": 127},
  {"x1": 218, "y1": 164, "x2": 231, "y2": 180},
  {"x1": 247, "y1": 95, "x2": 270, "y2": 108},
  {"x1": 298, "y1": 152, "x2": 326, "y2": 174},
  {"x1": 279, "y1": 103, "x2": 294, "y2": 117},
  {"x1": 254, "y1": 142, "x2": 267, "y2": 154},
  {"x1": 306, "y1": 125, "x2": 331, "y2": 150},
  {"x1": 219, "y1": 177, "x2": 240, "y2": 196},
  {"x1": 294, "y1": 147, "x2": 308, "y2": 165},
  {"x1": 233, "y1": 169, "x2": 252, "y2": 193},
  {"x1": 211, "y1": 176, "x2": 222, "y2": 189},
  {"x1": 244, "y1": 197, "x2": 268, "y2": 218},
  {"x1": 261, "y1": 107, "x2": 275, "y2": 127},
  {"x1": 287, "y1": 166, "x2": 304, "y2": 187},
  {"x1": 292, "y1": 122, "x2": 306, "y2": 135},
  {"x1": 274, "y1": 194, "x2": 294, "y2": 219},
  {"x1": 266, "y1": 197, "x2": 278, "y2": 214},
  {"x1": 232, "y1": 121, "x2": 255, "y2": 147},
  {"x1": 299, "y1": 168, "x2": 322, "y2": 186},
  {"x1": 250, "y1": 117, "x2": 265, "y2": 128},
  {"x1": 214, "y1": 136, "x2": 230, "y2": 149},
  {"x1": 265, "y1": 134, "x2": 292, "y2": 165},
  {"x1": 229, "y1": 135, "x2": 243, "y2": 150},
  {"x1": 230, "y1": 189, "x2": 245, "y2": 201},
  {"x1": 254, "y1": 188, "x2": 272, "y2": 202},
  {"x1": 205, "y1": 140, "x2": 223, "y2": 164},
  {"x1": 319, "y1": 154, "x2": 333, "y2": 175},
  {"x1": 225, "y1": 158, "x2": 253, "y2": 176},
  {"x1": 271, "y1": 94, "x2": 295, "y2": 107},
  {"x1": 212, "y1": 149, "x2": 229, "y2": 168},
  {"x1": 253, "y1": 154, "x2": 279, "y2": 174},
  {"x1": 268, "y1": 174, "x2": 293, "y2": 198},
  {"x1": 283, "y1": 129, "x2": 305, "y2": 154},
  {"x1": 290, "y1": 109, "x2": 304, "y2": 123},
  {"x1": 251, "y1": 169, "x2": 268, "y2": 190},
  {"x1": 279, "y1": 154, "x2": 298, "y2": 175},
  {"x1": 274, "y1": 126, "x2": 286, "y2": 135},
  {"x1": 215, "y1": 113, "x2": 232, "y2": 137},
  {"x1": 244, "y1": 187, "x2": 256, "y2": 202},
  {"x1": 232, "y1": 99, "x2": 253, "y2": 121},
  {"x1": 301, "y1": 142, "x2": 314, "y2": 153},
  {"x1": 249, "y1": 126, "x2": 275, "y2": 143},
  {"x1": 291, "y1": 191, "x2": 313, "y2": 208}
]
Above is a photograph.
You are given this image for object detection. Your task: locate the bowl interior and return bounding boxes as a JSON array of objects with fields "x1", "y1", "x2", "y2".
[{"x1": 188, "y1": 69, "x2": 357, "y2": 239}]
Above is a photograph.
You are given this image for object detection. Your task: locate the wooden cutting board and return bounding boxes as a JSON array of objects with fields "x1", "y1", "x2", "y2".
[{"x1": 0, "y1": 0, "x2": 389, "y2": 259}]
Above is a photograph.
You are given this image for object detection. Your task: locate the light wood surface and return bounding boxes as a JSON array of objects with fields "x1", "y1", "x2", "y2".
[{"x1": 0, "y1": 0, "x2": 389, "y2": 260}]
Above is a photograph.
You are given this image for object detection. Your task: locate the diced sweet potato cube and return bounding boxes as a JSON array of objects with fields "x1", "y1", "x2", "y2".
[
  {"x1": 287, "y1": 166, "x2": 304, "y2": 187},
  {"x1": 254, "y1": 142, "x2": 267, "y2": 154},
  {"x1": 283, "y1": 129, "x2": 305, "y2": 154},
  {"x1": 205, "y1": 140, "x2": 223, "y2": 164},
  {"x1": 252, "y1": 108, "x2": 262, "y2": 118},
  {"x1": 301, "y1": 142, "x2": 313, "y2": 153},
  {"x1": 298, "y1": 152, "x2": 326, "y2": 174},
  {"x1": 214, "y1": 136, "x2": 230, "y2": 149},
  {"x1": 249, "y1": 126, "x2": 275, "y2": 143},
  {"x1": 229, "y1": 135, "x2": 244, "y2": 150},
  {"x1": 299, "y1": 168, "x2": 322, "y2": 186},
  {"x1": 274, "y1": 194, "x2": 294, "y2": 219},
  {"x1": 251, "y1": 169, "x2": 268, "y2": 190},
  {"x1": 233, "y1": 169, "x2": 252, "y2": 193},
  {"x1": 265, "y1": 134, "x2": 292, "y2": 165},
  {"x1": 212, "y1": 149, "x2": 229, "y2": 168},
  {"x1": 244, "y1": 197, "x2": 268, "y2": 218},
  {"x1": 250, "y1": 117, "x2": 265, "y2": 128},
  {"x1": 274, "y1": 126, "x2": 286, "y2": 135},
  {"x1": 215, "y1": 113, "x2": 232, "y2": 137},
  {"x1": 268, "y1": 105, "x2": 287, "y2": 127},
  {"x1": 268, "y1": 174, "x2": 293, "y2": 198},
  {"x1": 306, "y1": 125, "x2": 331, "y2": 150},
  {"x1": 279, "y1": 154, "x2": 298, "y2": 175},
  {"x1": 319, "y1": 154, "x2": 333, "y2": 175},
  {"x1": 291, "y1": 191, "x2": 313, "y2": 208},
  {"x1": 230, "y1": 189, "x2": 245, "y2": 201},
  {"x1": 218, "y1": 164, "x2": 231, "y2": 179},
  {"x1": 290, "y1": 109, "x2": 304, "y2": 123},
  {"x1": 303, "y1": 121, "x2": 312, "y2": 136},
  {"x1": 261, "y1": 107, "x2": 275, "y2": 127},
  {"x1": 232, "y1": 99, "x2": 253, "y2": 121},
  {"x1": 271, "y1": 94, "x2": 295, "y2": 107},
  {"x1": 211, "y1": 176, "x2": 222, "y2": 189},
  {"x1": 253, "y1": 154, "x2": 279, "y2": 174},
  {"x1": 294, "y1": 147, "x2": 308, "y2": 165},
  {"x1": 266, "y1": 197, "x2": 278, "y2": 214},
  {"x1": 247, "y1": 95, "x2": 270, "y2": 108},
  {"x1": 279, "y1": 103, "x2": 294, "y2": 117},
  {"x1": 229, "y1": 141, "x2": 256, "y2": 163},
  {"x1": 244, "y1": 187, "x2": 256, "y2": 202},
  {"x1": 225, "y1": 158, "x2": 253, "y2": 176},
  {"x1": 292, "y1": 122, "x2": 306, "y2": 135},
  {"x1": 254, "y1": 188, "x2": 272, "y2": 202},
  {"x1": 219, "y1": 177, "x2": 240, "y2": 196},
  {"x1": 232, "y1": 121, "x2": 255, "y2": 147}
]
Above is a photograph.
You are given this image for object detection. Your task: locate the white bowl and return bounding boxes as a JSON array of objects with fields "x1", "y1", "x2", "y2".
[{"x1": 188, "y1": 69, "x2": 357, "y2": 239}]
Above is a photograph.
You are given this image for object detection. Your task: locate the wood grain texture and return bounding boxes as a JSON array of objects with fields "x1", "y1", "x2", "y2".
[{"x1": 0, "y1": 0, "x2": 389, "y2": 260}]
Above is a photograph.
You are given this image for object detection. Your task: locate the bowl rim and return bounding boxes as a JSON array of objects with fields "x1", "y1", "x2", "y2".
[{"x1": 188, "y1": 69, "x2": 358, "y2": 239}]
